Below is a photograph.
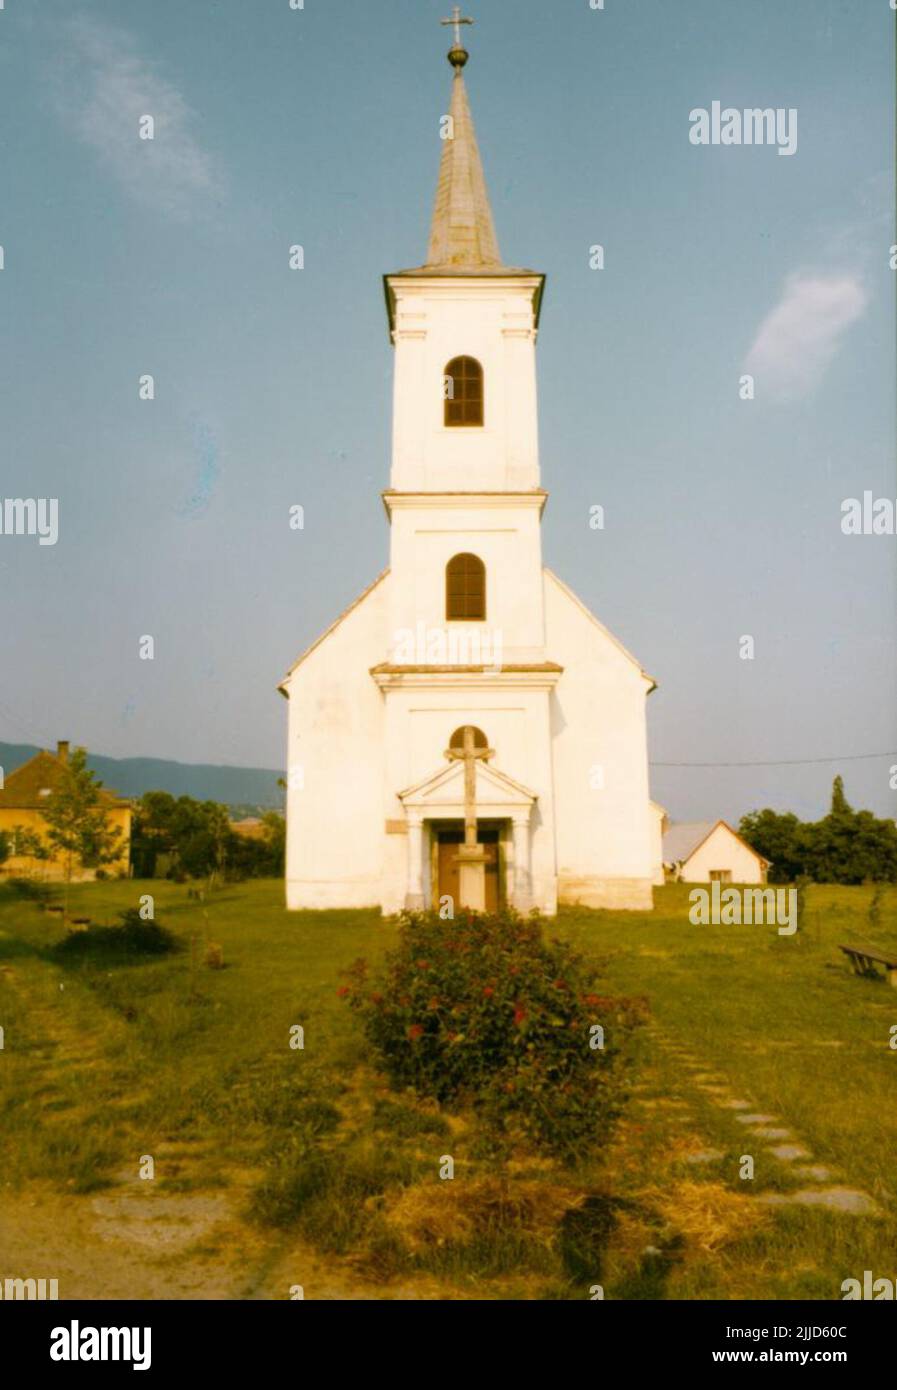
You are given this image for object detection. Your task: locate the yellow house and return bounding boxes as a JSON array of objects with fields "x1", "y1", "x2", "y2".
[{"x1": 0, "y1": 741, "x2": 131, "y2": 881}]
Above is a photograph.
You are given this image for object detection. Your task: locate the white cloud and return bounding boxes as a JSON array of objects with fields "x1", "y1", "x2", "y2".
[
  {"x1": 50, "y1": 17, "x2": 223, "y2": 220},
  {"x1": 744, "y1": 272, "x2": 868, "y2": 401}
]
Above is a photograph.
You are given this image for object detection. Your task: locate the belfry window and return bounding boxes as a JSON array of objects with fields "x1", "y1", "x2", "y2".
[
  {"x1": 446, "y1": 553, "x2": 486, "y2": 621},
  {"x1": 444, "y1": 356, "x2": 484, "y2": 427}
]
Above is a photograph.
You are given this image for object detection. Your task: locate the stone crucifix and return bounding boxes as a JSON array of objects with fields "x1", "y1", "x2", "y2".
[
  {"x1": 441, "y1": 6, "x2": 474, "y2": 51},
  {"x1": 446, "y1": 725, "x2": 492, "y2": 910}
]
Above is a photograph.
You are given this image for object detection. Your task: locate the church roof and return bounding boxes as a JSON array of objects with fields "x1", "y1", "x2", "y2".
[
  {"x1": 277, "y1": 569, "x2": 390, "y2": 692},
  {"x1": 387, "y1": 40, "x2": 541, "y2": 287},
  {"x1": 425, "y1": 57, "x2": 502, "y2": 271}
]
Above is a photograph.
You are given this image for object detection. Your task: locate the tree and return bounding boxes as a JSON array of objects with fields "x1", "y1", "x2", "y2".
[
  {"x1": 261, "y1": 811, "x2": 286, "y2": 877},
  {"x1": 830, "y1": 775, "x2": 852, "y2": 818},
  {"x1": 41, "y1": 748, "x2": 122, "y2": 922},
  {"x1": 738, "y1": 809, "x2": 803, "y2": 883},
  {"x1": 740, "y1": 777, "x2": 897, "y2": 884},
  {"x1": 0, "y1": 825, "x2": 50, "y2": 871}
]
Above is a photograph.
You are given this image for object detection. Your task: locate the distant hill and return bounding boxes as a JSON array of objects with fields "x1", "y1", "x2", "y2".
[{"x1": 0, "y1": 743, "x2": 284, "y2": 813}]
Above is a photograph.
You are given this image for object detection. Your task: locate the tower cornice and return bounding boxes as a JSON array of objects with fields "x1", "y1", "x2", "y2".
[{"x1": 381, "y1": 489, "x2": 547, "y2": 520}]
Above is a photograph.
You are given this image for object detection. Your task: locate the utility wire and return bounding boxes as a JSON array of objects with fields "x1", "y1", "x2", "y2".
[{"x1": 651, "y1": 752, "x2": 897, "y2": 768}]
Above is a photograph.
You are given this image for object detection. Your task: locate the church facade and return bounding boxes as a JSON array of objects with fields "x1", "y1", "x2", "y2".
[{"x1": 280, "y1": 35, "x2": 658, "y2": 916}]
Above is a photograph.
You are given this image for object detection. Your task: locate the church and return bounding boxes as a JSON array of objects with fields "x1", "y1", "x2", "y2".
[{"x1": 279, "y1": 22, "x2": 658, "y2": 916}]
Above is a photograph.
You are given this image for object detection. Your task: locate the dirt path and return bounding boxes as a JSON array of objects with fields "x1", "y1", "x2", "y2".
[{"x1": 0, "y1": 1176, "x2": 462, "y2": 1300}]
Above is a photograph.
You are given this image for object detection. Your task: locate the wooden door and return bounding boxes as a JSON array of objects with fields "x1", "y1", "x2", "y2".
[{"x1": 436, "y1": 827, "x2": 501, "y2": 912}]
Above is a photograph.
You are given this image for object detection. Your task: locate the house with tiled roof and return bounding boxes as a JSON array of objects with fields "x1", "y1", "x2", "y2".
[
  {"x1": 662, "y1": 820, "x2": 770, "y2": 885},
  {"x1": 0, "y1": 741, "x2": 131, "y2": 881}
]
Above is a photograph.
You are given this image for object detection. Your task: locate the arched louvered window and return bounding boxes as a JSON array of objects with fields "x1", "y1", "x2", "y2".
[
  {"x1": 446, "y1": 553, "x2": 486, "y2": 621},
  {"x1": 444, "y1": 356, "x2": 484, "y2": 427},
  {"x1": 449, "y1": 725, "x2": 488, "y2": 753}
]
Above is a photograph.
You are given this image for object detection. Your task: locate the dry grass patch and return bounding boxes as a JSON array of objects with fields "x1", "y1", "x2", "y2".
[
  {"x1": 380, "y1": 1177, "x2": 583, "y2": 1257},
  {"x1": 640, "y1": 1179, "x2": 769, "y2": 1254}
]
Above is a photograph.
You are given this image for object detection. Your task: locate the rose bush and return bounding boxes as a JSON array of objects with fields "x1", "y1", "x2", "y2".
[{"x1": 340, "y1": 909, "x2": 647, "y2": 1159}]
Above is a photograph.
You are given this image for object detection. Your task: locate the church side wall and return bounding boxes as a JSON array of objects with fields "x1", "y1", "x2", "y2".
[
  {"x1": 283, "y1": 578, "x2": 388, "y2": 910},
  {"x1": 544, "y1": 573, "x2": 655, "y2": 910}
]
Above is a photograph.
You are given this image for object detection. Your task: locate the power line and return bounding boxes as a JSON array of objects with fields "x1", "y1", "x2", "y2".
[{"x1": 651, "y1": 752, "x2": 897, "y2": 769}]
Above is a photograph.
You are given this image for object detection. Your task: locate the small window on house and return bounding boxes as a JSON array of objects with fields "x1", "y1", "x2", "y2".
[
  {"x1": 39, "y1": 787, "x2": 51, "y2": 797},
  {"x1": 708, "y1": 870, "x2": 732, "y2": 884},
  {"x1": 446, "y1": 552, "x2": 486, "y2": 621},
  {"x1": 444, "y1": 356, "x2": 484, "y2": 427},
  {"x1": 449, "y1": 725, "x2": 488, "y2": 753}
]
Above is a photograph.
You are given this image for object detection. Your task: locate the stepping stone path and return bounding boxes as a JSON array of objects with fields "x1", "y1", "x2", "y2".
[
  {"x1": 656, "y1": 1032, "x2": 878, "y2": 1219},
  {"x1": 759, "y1": 1188, "x2": 880, "y2": 1217},
  {"x1": 767, "y1": 1143, "x2": 811, "y2": 1162}
]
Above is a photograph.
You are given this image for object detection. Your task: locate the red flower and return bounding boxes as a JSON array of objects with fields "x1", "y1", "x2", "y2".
[
  {"x1": 427, "y1": 997, "x2": 440, "y2": 1010},
  {"x1": 336, "y1": 985, "x2": 350, "y2": 998},
  {"x1": 583, "y1": 994, "x2": 601, "y2": 1007},
  {"x1": 482, "y1": 986, "x2": 495, "y2": 998},
  {"x1": 407, "y1": 1023, "x2": 424, "y2": 1041},
  {"x1": 416, "y1": 960, "x2": 430, "y2": 970},
  {"x1": 513, "y1": 1007, "x2": 527, "y2": 1026}
]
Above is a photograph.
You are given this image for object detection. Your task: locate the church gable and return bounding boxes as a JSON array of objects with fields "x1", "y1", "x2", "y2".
[
  {"x1": 279, "y1": 570, "x2": 390, "y2": 694},
  {"x1": 544, "y1": 568, "x2": 656, "y2": 693}
]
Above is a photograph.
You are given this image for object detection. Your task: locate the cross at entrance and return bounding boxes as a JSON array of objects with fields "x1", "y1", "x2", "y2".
[
  {"x1": 446, "y1": 724, "x2": 492, "y2": 910},
  {"x1": 441, "y1": 6, "x2": 474, "y2": 52}
]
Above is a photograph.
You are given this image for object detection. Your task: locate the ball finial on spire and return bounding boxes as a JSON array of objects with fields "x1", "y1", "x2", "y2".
[{"x1": 441, "y1": 7, "x2": 473, "y2": 68}]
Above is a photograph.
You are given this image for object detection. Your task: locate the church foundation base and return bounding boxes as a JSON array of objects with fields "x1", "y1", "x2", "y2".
[
  {"x1": 558, "y1": 877, "x2": 654, "y2": 911},
  {"x1": 286, "y1": 880, "x2": 381, "y2": 911}
]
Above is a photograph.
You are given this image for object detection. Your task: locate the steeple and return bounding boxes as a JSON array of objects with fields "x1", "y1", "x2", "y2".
[{"x1": 424, "y1": 14, "x2": 503, "y2": 271}]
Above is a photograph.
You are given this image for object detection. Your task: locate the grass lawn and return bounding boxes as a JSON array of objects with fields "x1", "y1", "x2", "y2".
[{"x1": 0, "y1": 877, "x2": 894, "y2": 1300}]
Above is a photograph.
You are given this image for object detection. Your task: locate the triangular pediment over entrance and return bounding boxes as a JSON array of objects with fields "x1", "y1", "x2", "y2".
[{"x1": 398, "y1": 758, "x2": 537, "y2": 819}]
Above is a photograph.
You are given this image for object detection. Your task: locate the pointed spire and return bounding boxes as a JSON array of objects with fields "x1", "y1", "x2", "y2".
[{"x1": 424, "y1": 39, "x2": 503, "y2": 271}]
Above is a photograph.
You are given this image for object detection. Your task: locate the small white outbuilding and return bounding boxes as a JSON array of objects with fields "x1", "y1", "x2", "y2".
[{"x1": 662, "y1": 821, "x2": 770, "y2": 885}]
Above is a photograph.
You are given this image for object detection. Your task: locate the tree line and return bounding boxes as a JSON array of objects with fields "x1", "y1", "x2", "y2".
[
  {"x1": 739, "y1": 777, "x2": 897, "y2": 884},
  {"x1": 0, "y1": 748, "x2": 285, "y2": 888}
]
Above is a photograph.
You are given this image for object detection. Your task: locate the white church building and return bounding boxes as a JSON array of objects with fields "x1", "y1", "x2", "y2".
[{"x1": 280, "y1": 27, "x2": 658, "y2": 916}]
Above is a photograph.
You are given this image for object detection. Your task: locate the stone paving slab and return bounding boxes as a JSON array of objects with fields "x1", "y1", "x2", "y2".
[
  {"x1": 758, "y1": 1188, "x2": 879, "y2": 1216},
  {"x1": 766, "y1": 1143, "x2": 811, "y2": 1161}
]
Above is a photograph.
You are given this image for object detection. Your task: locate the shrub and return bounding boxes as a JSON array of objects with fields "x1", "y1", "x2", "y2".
[
  {"x1": 52, "y1": 908, "x2": 182, "y2": 962},
  {"x1": 340, "y1": 909, "x2": 647, "y2": 1160},
  {"x1": 8, "y1": 876, "x2": 53, "y2": 903}
]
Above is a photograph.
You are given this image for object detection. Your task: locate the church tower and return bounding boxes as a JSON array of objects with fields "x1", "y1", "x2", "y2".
[{"x1": 280, "y1": 18, "x2": 658, "y2": 917}]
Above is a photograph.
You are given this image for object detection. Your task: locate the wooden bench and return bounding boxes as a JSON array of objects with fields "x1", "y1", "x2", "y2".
[{"x1": 840, "y1": 943, "x2": 897, "y2": 987}]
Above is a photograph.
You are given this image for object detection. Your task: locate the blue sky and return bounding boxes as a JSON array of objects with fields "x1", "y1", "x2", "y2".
[{"x1": 0, "y1": 0, "x2": 894, "y2": 824}]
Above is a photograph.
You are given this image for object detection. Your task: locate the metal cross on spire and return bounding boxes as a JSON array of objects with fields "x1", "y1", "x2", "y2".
[{"x1": 441, "y1": 6, "x2": 474, "y2": 52}]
